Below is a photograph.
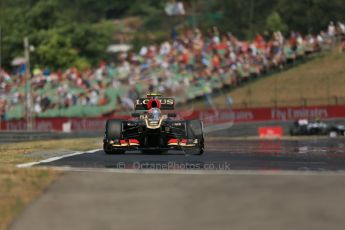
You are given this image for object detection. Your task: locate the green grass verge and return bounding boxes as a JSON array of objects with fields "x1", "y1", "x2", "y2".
[
  {"x1": 188, "y1": 49, "x2": 345, "y2": 109},
  {"x1": 0, "y1": 138, "x2": 101, "y2": 230}
]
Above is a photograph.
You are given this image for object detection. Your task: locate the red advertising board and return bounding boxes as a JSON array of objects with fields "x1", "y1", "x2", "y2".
[
  {"x1": 1, "y1": 105, "x2": 345, "y2": 132},
  {"x1": 259, "y1": 127, "x2": 283, "y2": 138}
]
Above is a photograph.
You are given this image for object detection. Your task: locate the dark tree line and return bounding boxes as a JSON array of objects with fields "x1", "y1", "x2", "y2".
[{"x1": 0, "y1": 0, "x2": 344, "y2": 70}]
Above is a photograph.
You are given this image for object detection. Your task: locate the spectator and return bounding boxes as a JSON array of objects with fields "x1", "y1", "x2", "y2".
[
  {"x1": 338, "y1": 22, "x2": 345, "y2": 35},
  {"x1": 328, "y1": 21, "x2": 336, "y2": 37},
  {"x1": 0, "y1": 97, "x2": 7, "y2": 120},
  {"x1": 340, "y1": 36, "x2": 345, "y2": 53},
  {"x1": 1, "y1": 23, "x2": 342, "y2": 118},
  {"x1": 127, "y1": 85, "x2": 140, "y2": 102}
]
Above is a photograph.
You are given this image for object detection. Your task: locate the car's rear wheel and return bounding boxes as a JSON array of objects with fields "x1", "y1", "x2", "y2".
[
  {"x1": 184, "y1": 146, "x2": 204, "y2": 155},
  {"x1": 104, "y1": 120, "x2": 125, "y2": 154},
  {"x1": 105, "y1": 120, "x2": 122, "y2": 138},
  {"x1": 184, "y1": 120, "x2": 205, "y2": 155}
]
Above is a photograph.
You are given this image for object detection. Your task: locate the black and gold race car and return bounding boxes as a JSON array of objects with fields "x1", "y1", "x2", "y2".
[{"x1": 103, "y1": 93, "x2": 204, "y2": 155}]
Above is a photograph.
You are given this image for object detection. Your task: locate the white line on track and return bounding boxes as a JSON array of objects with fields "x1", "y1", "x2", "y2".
[
  {"x1": 16, "y1": 149, "x2": 345, "y2": 176},
  {"x1": 27, "y1": 165, "x2": 345, "y2": 176},
  {"x1": 16, "y1": 149, "x2": 101, "y2": 168}
]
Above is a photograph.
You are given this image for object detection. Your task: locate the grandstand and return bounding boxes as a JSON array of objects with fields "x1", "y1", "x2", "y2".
[{"x1": 0, "y1": 24, "x2": 343, "y2": 120}]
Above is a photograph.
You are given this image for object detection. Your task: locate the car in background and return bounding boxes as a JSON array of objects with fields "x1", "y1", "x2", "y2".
[
  {"x1": 329, "y1": 124, "x2": 345, "y2": 136},
  {"x1": 290, "y1": 119, "x2": 345, "y2": 136}
]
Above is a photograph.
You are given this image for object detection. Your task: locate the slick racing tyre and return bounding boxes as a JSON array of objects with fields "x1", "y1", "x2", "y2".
[
  {"x1": 104, "y1": 120, "x2": 125, "y2": 154},
  {"x1": 103, "y1": 143, "x2": 125, "y2": 155},
  {"x1": 105, "y1": 119, "x2": 122, "y2": 138},
  {"x1": 184, "y1": 120, "x2": 205, "y2": 155}
]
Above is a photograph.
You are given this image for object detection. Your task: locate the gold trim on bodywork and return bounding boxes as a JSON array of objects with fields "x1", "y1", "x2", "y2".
[
  {"x1": 112, "y1": 143, "x2": 128, "y2": 147},
  {"x1": 168, "y1": 139, "x2": 198, "y2": 147},
  {"x1": 144, "y1": 115, "x2": 167, "y2": 129}
]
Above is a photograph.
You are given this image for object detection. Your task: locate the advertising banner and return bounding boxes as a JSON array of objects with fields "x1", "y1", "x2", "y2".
[{"x1": 1, "y1": 105, "x2": 345, "y2": 132}]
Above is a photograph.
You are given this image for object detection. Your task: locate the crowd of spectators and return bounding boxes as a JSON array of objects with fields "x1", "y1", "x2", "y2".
[{"x1": 1, "y1": 21, "x2": 344, "y2": 119}]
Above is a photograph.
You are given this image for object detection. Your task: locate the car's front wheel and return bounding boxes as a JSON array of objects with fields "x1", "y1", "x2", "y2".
[
  {"x1": 103, "y1": 143, "x2": 125, "y2": 154},
  {"x1": 183, "y1": 142, "x2": 204, "y2": 155}
]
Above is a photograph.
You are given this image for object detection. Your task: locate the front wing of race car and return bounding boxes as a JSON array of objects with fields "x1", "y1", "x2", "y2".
[{"x1": 103, "y1": 119, "x2": 204, "y2": 154}]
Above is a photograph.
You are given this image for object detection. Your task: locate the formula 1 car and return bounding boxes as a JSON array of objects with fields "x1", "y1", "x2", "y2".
[
  {"x1": 289, "y1": 119, "x2": 345, "y2": 136},
  {"x1": 328, "y1": 124, "x2": 345, "y2": 136},
  {"x1": 289, "y1": 119, "x2": 328, "y2": 136},
  {"x1": 103, "y1": 93, "x2": 204, "y2": 155}
]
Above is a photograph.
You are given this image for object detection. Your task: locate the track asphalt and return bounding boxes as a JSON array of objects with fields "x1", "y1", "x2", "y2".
[{"x1": 10, "y1": 138, "x2": 345, "y2": 230}]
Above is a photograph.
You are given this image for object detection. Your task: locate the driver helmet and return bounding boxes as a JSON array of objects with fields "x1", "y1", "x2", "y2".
[{"x1": 147, "y1": 108, "x2": 161, "y2": 121}]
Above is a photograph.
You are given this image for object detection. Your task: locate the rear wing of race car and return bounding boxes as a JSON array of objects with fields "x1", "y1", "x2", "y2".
[{"x1": 135, "y1": 98, "x2": 175, "y2": 110}]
